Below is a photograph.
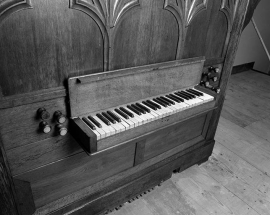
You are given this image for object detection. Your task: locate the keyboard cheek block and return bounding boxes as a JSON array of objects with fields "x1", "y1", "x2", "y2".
[{"x1": 70, "y1": 100, "x2": 215, "y2": 155}]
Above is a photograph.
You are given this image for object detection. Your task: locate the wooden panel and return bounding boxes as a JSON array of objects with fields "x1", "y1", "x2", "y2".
[
  {"x1": 52, "y1": 141, "x2": 214, "y2": 215},
  {"x1": 110, "y1": 0, "x2": 178, "y2": 70},
  {"x1": 14, "y1": 142, "x2": 135, "y2": 208},
  {"x1": 31, "y1": 137, "x2": 206, "y2": 215},
  {"x1": 205, "y1": 0, "x2": 228, "y2": 59},
  {"x1": 0, "y1": 0, "x2": 103, "y2": 97},
  {"x1": 91, "y1": 101, "x2": 215, "y2": 152},
  {"x1": 144, "y1": 113, "x2": 207, "y2": 160},
  {"x1": 6, "y1": 134, "x2": 82, "y2": 176},
  {"x1": 69, "y1": 57, "x2": 205, "y2": 117},
  {"x1": 182, "y1": 0, "x2": 230, "y2": 60},
  {"x1": 0, "y1": 140, "x2": 17, "y2": 215},
  {"x1": 0, "y1": 97, "x2": 68, "y2": 150}
]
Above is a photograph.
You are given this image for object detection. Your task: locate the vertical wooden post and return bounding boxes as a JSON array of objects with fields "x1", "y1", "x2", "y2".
[
  {"x1": 0, "y1": 137, "x2": 18, "y2": 215},
  {"x1": 206, "y1": 0, "x2": 258, "y2": 140}
]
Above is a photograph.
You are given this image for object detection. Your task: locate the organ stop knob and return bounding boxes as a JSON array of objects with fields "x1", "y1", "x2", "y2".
[
  {"x1": 37, "y1": 108, "x2": 50, "y2": 120},
  {"x1": 56, "y1": 124, "x2": 68, "y2": 136},
  {"x1": 54, "y1": 111, "x2": 66, "y2": 124},
  {"x1": 39, "y1": 121, "x2": 51, "y2": 134}
]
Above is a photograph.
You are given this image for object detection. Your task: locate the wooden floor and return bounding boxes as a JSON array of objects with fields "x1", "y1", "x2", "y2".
[{"x1": 110, "y1": 70, "x2": 270, "y2": 215}]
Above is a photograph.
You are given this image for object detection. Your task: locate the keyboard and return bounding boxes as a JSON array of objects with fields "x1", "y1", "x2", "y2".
[{"x1": 76, "y1": 88, "x2": 214, "y2": 141}]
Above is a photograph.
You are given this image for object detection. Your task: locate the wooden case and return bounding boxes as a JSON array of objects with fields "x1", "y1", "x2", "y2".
[{"x1": 0, "y1": 0, "x2": 260, "y2": 214}]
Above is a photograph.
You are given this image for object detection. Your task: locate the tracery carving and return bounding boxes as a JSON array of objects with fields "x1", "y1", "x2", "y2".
[
  {"x1": 220, "y1": 0, "x2": 239, "y2": 30},
  {"x1": 70, "y1": 0, "x2": 140, "y2": 70},
  {"x1": 0, "y1": 0, "x2": 32, "y2": 24},
  {"x1": 164, "y1": 0, "x2": 208, "y2": 59},
  {"x1": 164, "y1": 0, "x2": 208, "y2": 27}
]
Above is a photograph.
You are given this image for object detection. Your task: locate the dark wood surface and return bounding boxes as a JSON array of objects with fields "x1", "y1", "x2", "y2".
[
  {"x1": 68, "y1": 57, "x2": 204, "y2": 117},
  {"x1": 0, "y1": 0, "x2": 259, "y2": 214}
]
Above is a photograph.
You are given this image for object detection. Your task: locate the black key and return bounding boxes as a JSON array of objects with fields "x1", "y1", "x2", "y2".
[
  {"x1": 188, "y1": 89, "x2": 203, "y2": 96},
  {"x1": 158, "y1": 97, "x2": 171, "y2": 106},
  {"x1": 132, "y1": 104, "x2": 146, "y2": 114},
  {"x1": 169, "y1": 94, "x2": 184, "y2": 102},
  {"x1": 137, "y1": 103, "x2": 151, "y2": 113},
  {"x1": 153, "y1": 98, "x2": 167, "y2": 107},
  {"x1": 143, "y1": 101, "x2": 157, "y2": 110},
  {"x1": 180, "y1": 91, "x2": 194, "y2": 99},
  {"x1": 173, "y1": 93, "x2": 186, "y2": 101},
  {"x1": 120, "y1": 107, "x2": 134, "y2": 118},
  {"x1": 127, "y1": 105, "x2": 141, "y2": 115},
  {"x1": 186, "y1": 89, "x2": 201, "y2": 96},
  {"x1": 82, "y1": 117, "x2": 96, "y2": 130},
  {"x1": 166, "y1": 95, "x2": 180, "y2": 103},
  {"x1": 97, "y1": 113, "x2": 111, "y2": 126},
  {"x1": 107, "y1": 111, "x2": 121, "y2": 123},
  {"x1": 102, "y1": 112, "x2": 116, "y2": 124},
  {"x1": 161, "y1": 96, "x2": 175, "y2": 105},
  {"x1": 115, "y1": 108, "x2": 129, "y2": 120},
  {"x1": 147, "y1": 100, "x2": 161, "y2": 109},
  {"x1": 88, "y1": 115, "x2": 102, "y2": 128},
  {"x1": 175, "y1": 92, "x2": 190, "y2": 100}
]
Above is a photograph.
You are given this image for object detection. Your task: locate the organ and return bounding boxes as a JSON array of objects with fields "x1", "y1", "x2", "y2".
[{"x1": 0, "y1": 0, "x2": 260, "y2": 215}]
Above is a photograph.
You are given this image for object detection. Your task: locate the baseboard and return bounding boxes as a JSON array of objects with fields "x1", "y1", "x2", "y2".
[{"x1": 232, "y1": 62, "x2": 254, "y2": 75}]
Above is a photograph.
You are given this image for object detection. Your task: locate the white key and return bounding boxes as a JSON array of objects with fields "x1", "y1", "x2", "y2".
[
  {"x1": 139, "y1": 103, "x2": 160, "y2": 119},
  {"x1": 114, "y1": 109, "x2": 136, "y2": 128},
  {"x1": 164, "y1": 97, "x2": 184, "y2": 112},
  {"x1": 86, "y1": 116, "x2": 107, "y2": 138},
  {"x1": 192, "y1": 88, "x2": 214, "y2": 101},
  {"x1": 115, "y1": 121, "x2": 126, "y2": 132},
  {"x1": 126, "y1": 106, "x2": 145, "y2": 125},
  {"x1": 151, "y1": 100, "x2": 172, "y2": 116},
  {"x1": 93, "y1": 115, "x2": 115, "y2": 136},
  {"x1": 110, "y1": 110, "x2": 129, "y2": 131},
  {"x1": 112, "y1": 110, "x2": 130, "y2": 130},
  {"x1": 81, "y1": 117, "x2": 102, "y2": 140}
]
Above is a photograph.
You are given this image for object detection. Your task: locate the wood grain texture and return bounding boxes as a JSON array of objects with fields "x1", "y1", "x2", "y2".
[
  {"x1": 51, "y1": 141, "x2": 214, "y2": 215},
  {"x1": 70, "y1": 0, "x2": 141, "y2": 71},
  {"x1": 6, "y1": 134, "x2": 82, "y2": 176},
  {"x1": 0, "y1": 0, "x2": 32, "y2": 24},
  {"x1": 24, "y1": 138, "x2": 207, "y2": 215},
  {"x1": 69, "y1": 57, "x2": 205, "y2": 117},
  {"x1": 110, "y1": 0, "x2": 178, "y2": 70},
  {"x1": 205, "y1": 0, "x2": 252, "y2": 141},
  {"x1": 164, "y1": 0, "x2": 208, "y2": 59},
  {"x1": 0, "y1": 0, "x2": 104, "y2": 97},
  {"x1": 90, "y1": 102, "x2": 214, "y2": 152},
  {"x1": 0, "y1": 97, "x2": 68, "y2": 150},
  {"x1": 0, "y1": 137, "x2": 18, "y2": 215},
  {"x1": 15, "y1": 142, "x2": 135, "y2": 208},
  {"x1": 144, "y1": 113, "x2": 206, "y2": 160},
  {"x1": 182, "y1": 0, "x2": 229, "y2": 60}
]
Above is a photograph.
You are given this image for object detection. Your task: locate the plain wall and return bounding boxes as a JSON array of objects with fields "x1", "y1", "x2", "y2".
[{"x1": 234, "y1": 0, "x2": 270, "y2": 73}]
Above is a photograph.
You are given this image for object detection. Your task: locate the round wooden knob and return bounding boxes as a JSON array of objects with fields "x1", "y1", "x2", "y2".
[
  {"x1": 54, "y1": 111, "x2": 66, "y2": 124},
  {"x1": 37, "y1": 108, "x2": 50, "y2": 120},
  {"x1": 39, "y1": 121, "x2": 51, "y2": 134},
  {"x1": 209, "y1": 66, "x2": 220, "y2": 73},
  {"x1": 56, "y1": 124, "x2": 68, "y2": 136},
  {"x1": 214, "y1": 68, "x2": 220, "y2": 73},
  {"x1": 212, "y1": 76, "x2": 218, "y2": 82},
  {"x1": 212, "y1": 87, "x2": 221, "y2": 93}
]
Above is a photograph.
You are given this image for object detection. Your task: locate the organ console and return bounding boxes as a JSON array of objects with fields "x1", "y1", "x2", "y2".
[{"x1": 0, "y1": 0, "x2": 260, "y2": 215}]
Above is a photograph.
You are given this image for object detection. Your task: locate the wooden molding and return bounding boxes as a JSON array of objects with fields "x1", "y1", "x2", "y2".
[
  {"x1": 220, "y1": 0, "x2": 240, "y2": 31},
  {"x1": 232, "y1": 62, "x2": 254, "y2": 75},
  {"x1": 69, "y1": 0, "x2": 141, "y2": 71},
  {"x1": 164, "y1": 0, "x2": 208, "y2": 59},
  {"x1": 0, "y1": 0, "x2": 32, "y2": 25},
  {"x1": 0, "y1": 137, "x2": 18, "y2": 215}
]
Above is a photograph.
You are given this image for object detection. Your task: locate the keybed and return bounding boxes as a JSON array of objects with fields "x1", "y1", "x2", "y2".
[{"x1": 77, "y1": 88, "x2": 214, "y2": 141}]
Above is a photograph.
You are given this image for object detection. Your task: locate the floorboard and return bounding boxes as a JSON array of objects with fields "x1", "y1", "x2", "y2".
[{"x1": 111, "y1": 70, "x2": 270, "y2": 215}]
